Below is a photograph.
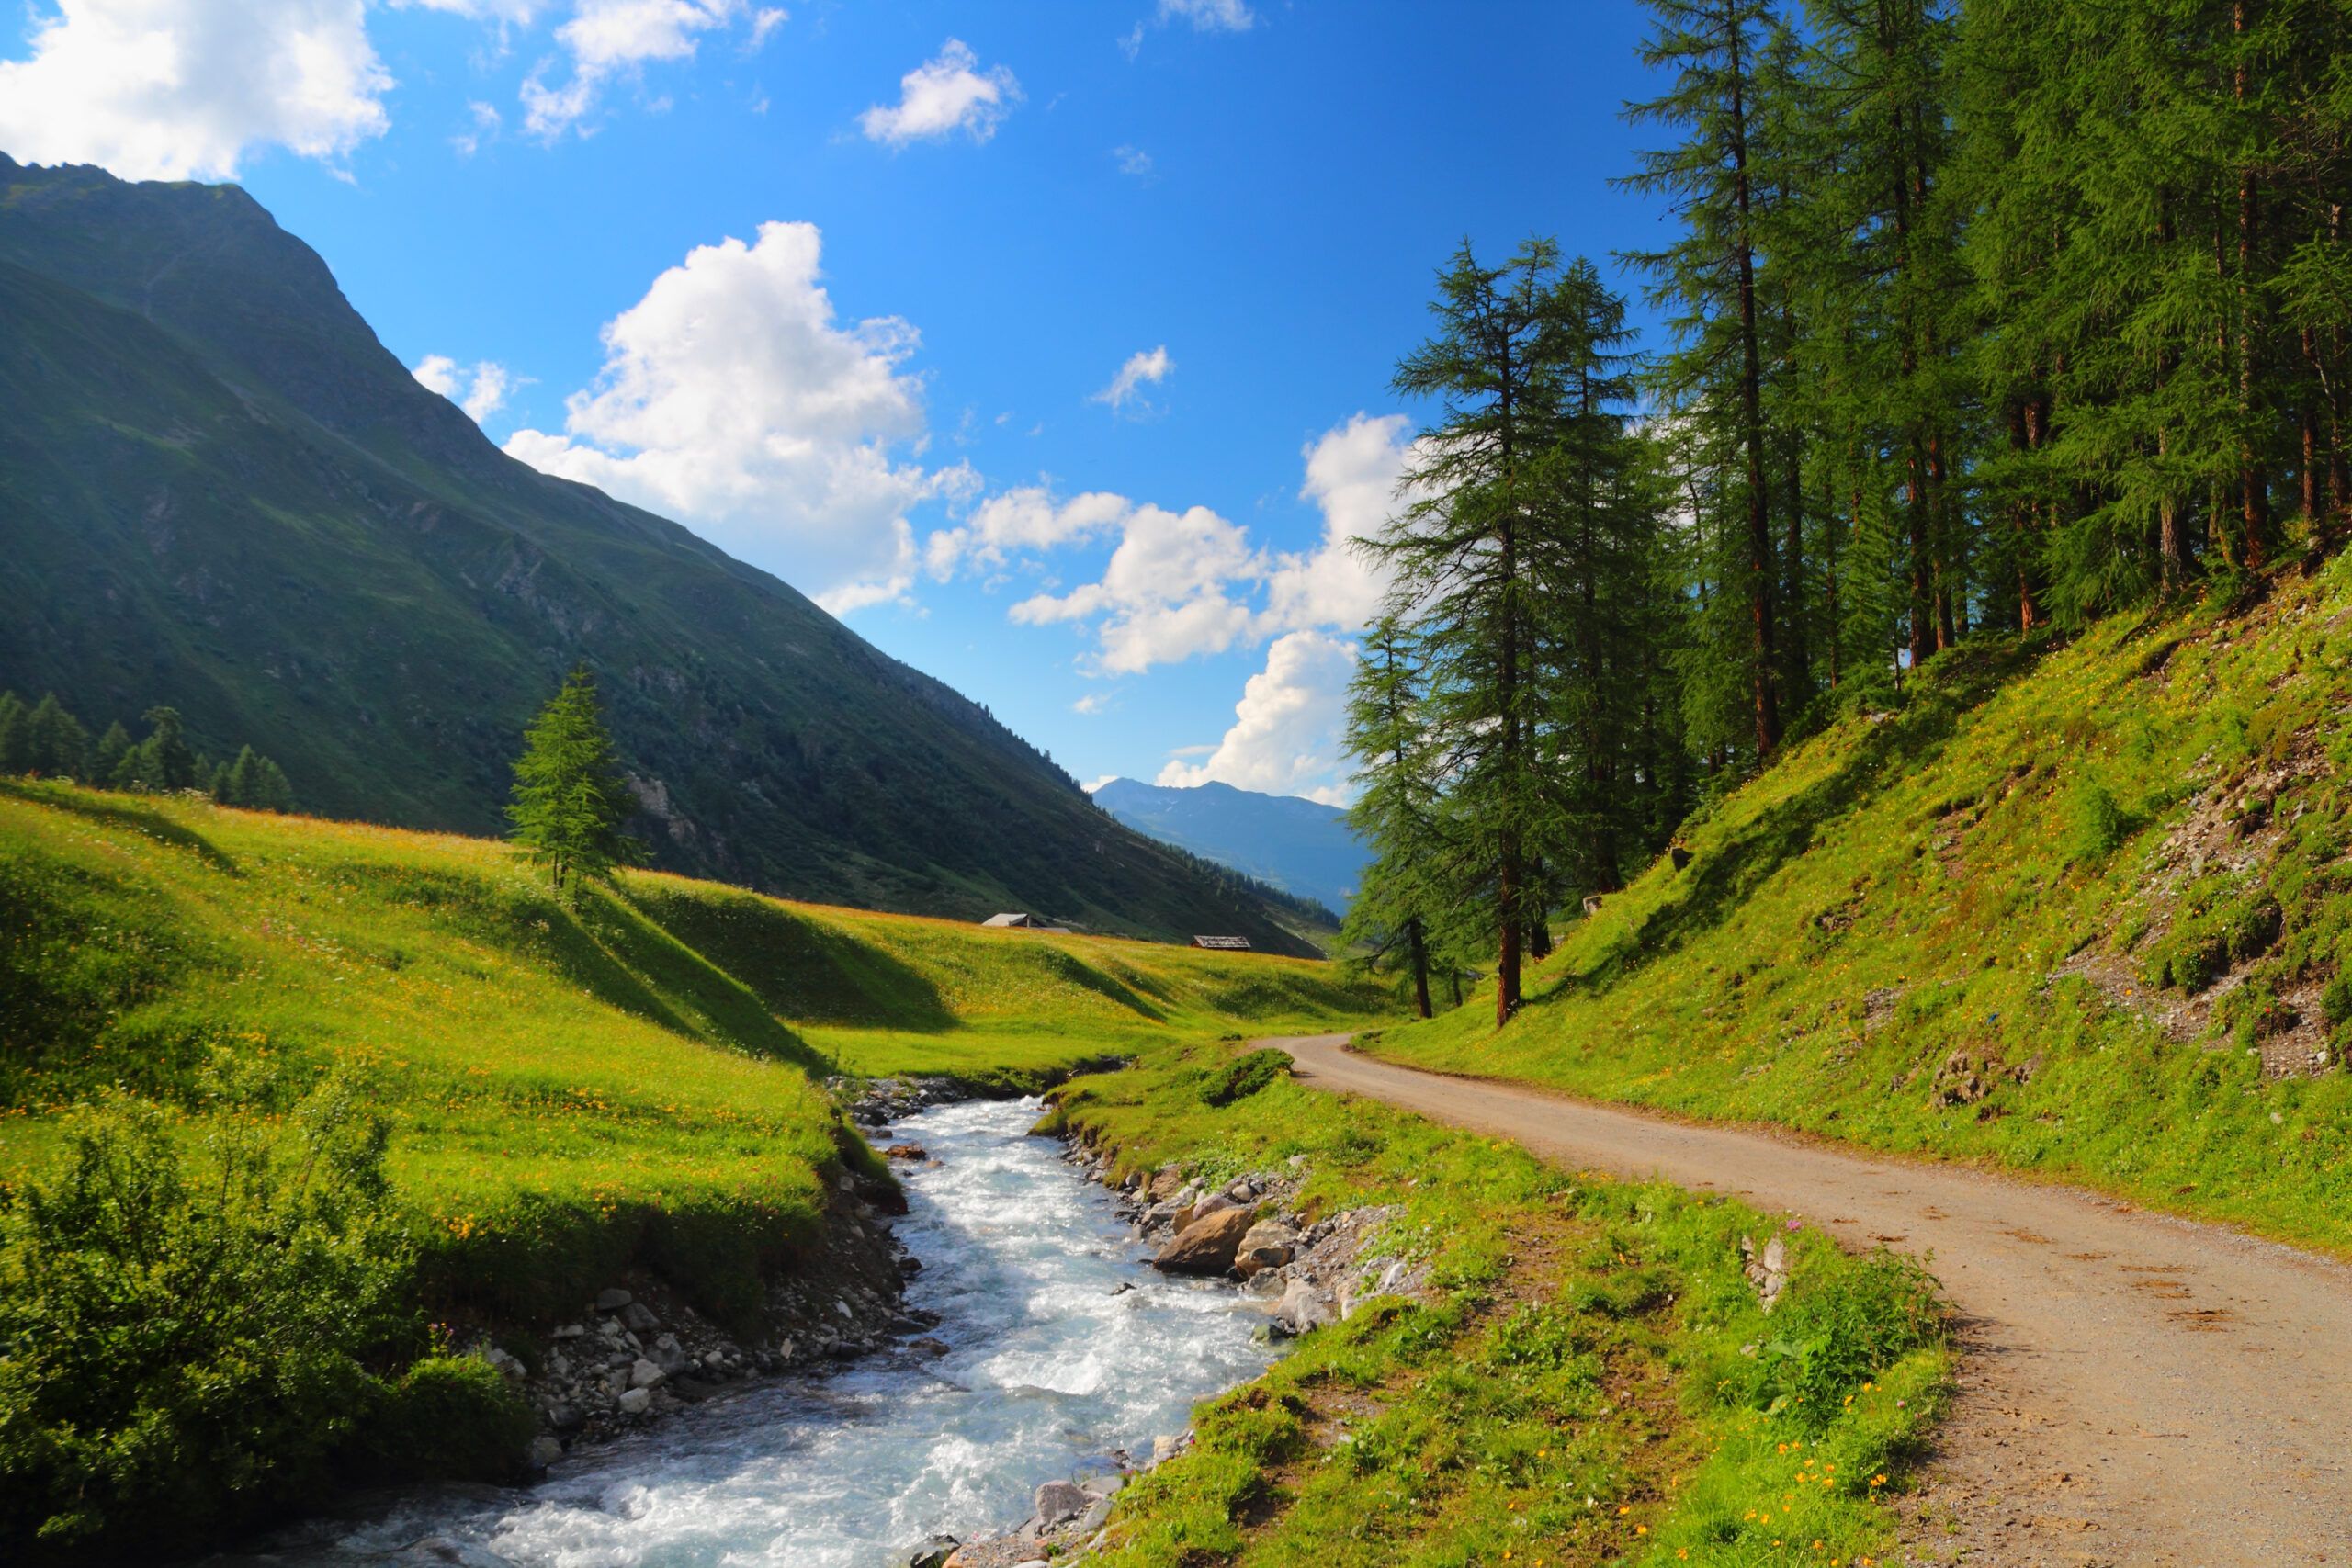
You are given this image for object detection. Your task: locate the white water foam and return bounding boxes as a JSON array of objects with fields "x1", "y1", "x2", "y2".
[{"x1": 254, "y1": 1097, "x2": 1275, "y2": 1567}]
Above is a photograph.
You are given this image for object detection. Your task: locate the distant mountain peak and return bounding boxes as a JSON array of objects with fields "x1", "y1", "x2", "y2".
[{"x1": 1093, "y1": 777, "x2": 1365, "y2": 911}]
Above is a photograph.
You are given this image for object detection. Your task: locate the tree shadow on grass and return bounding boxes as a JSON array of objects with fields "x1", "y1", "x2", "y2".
[
  {"x1": 482, "y1": 886, "x2": 824, "y2": 1076},
  {"x1": 2, "y1": 779, "x2": 241, "y2": 875},
  {"x1": 627, "y1": 882, "x2": 957, "y2": 1033},
  {"x1": 1563, "y1": 634, "x2": 2052, "y2": 997}
]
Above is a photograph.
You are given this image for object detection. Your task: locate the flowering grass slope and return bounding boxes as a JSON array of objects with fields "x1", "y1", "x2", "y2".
[{"x1": 1368, "y1": 556, "x2": 2352, "y2": 1257}]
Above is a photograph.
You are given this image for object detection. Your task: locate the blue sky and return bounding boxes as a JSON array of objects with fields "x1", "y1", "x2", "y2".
[{"x1": 1, "y1": 0, "x2": 1671, "y2": 804}]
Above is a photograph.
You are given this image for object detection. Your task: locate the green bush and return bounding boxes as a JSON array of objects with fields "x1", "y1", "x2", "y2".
[
  {"x1": 0, "y1": 1083, "x2": 420, "y2": 1558},
  {"x1": 2067, "y1": 777, "x2": 2128, "y2": 863},
  {"x1": 1199, "y1": 1047, "x2": 1293, "y2": 1108},
  {"x1": 359, "y1": 1354, "x2": 536, "y2": 1484},
  {"x1": 2317, "y1": 972, "x2": 2352, "y2": 1029},
  {"x1": 1730, "y1": 1249, "x2": 1944, "y2": 1432}
]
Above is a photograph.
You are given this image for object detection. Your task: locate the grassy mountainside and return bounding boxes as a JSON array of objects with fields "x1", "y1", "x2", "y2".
[
  {"x1": 0, "y1": 155, "x2": 1314, "y2": 955},
  {"x1": 0, "y1": 781, "x2": 1390, "y2": 1321},
  {"x1": 1369, "y1": 557, "x2": 2352, "y2": 1255}
]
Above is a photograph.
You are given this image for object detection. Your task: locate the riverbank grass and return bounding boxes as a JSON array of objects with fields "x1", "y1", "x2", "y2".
[
  {"x1": 1045, "y1": 1042, "x2": 1948, "y2": 1566},
  {"x1": 1367, "y1": 558, "x2": 2352, "y2": 1258}
]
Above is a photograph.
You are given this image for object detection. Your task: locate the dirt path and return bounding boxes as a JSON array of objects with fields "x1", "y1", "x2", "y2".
[{"x1": 1272, "y1": 1033, "x2": 2352, "y2": 1566}]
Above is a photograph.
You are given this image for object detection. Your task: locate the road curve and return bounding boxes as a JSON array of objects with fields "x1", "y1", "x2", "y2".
[{"x1": 1272, "y1": 1032, "x2": 2352, "y2": 1566}]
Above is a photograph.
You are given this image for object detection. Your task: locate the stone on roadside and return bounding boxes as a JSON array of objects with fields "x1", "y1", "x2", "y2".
[
  {"x1": 616, "y1": 1386, "x2": 651, "y2": 1416},
  {"x1": 1151, "y1": 1205, "x2": 1256, "y2": 1275},
  {"x1": 594, "y1": 1288, "x2": 632, "y2": 1312},
  {"x1": 629, "y1": 1357, "x2": 666, "y2": 1389},
  {"x1": 622, "y1": 1301, "x2": 660, "y2": 1331},
  {"x1": 525, "y1": 1435, "x2": 564, "y2": 1470}
]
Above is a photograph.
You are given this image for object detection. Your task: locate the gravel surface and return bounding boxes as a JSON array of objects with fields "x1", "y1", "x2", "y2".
[{"x1": 1274, "y1": 1033, "x2": 2352, "y2": 1566}]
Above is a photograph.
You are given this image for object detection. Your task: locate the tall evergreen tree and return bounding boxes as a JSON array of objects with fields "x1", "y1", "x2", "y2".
[
  {"x1": 90, "y1": 723, "x2": 131, "y2": 784},
  {"x1": 507, "y1": 667, "x2": 640, "y2": 897},
  {"x1": 113, "y1": 707, "x2": 199, "y2": 793},
  {"x1": 24, "y1": 695, "x2": 91, "y2": 780},
  {"x1": 1341, "y1": 616, "x2": 1445, "y2": 1019},
  {"x1": 1367, "y1": 238, "x2": 1579, "y2": 1025},
  {"x1": 1622, "y1": 0, "x2": 1788, "y2": 760},
  {"x1": 0, "y1": 693, "x2": 27, "y2": 774}
]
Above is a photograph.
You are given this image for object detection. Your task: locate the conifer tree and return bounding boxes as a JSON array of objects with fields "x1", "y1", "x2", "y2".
[
  {"x1": 24, "y1": 695, "x2": 90, "y2": 779},
  {"x1": 113, "y1": 707, "x2": 199, "y2": 793},
  {"x1": 1622, "y1": 0, "x2": 1787, "y2": 760},
  {"x1": 0, "y1": 692, "x2": 27, "y2": 774},
  {"x1": 91, "y1": 723, "x2": 131, "y2": 784},
  {"x1": 1368, "y1": 238, "x2": 1580, "y2": 1025},
  {"x1": 507, "y1": 667, "x2": 639, "y2": 897},
  {"x1": 1341, "y1": 616, "x2": 1446, "y2": 1019},
  {"x1": 244, "y1": 755, "x2": 295, "y2": 813}
]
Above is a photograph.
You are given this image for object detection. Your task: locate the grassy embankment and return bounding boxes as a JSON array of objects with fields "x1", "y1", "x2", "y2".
[
  {"x1": 0, "y1": 780, "x2": 1387, "y2": 1323},
  {"x1": 1370, "y1": 554, "x2": 2352, "y2": 1258},
  {"x1": 1043, "y1": 1043, "x2": 1949, "y2": 1567}
]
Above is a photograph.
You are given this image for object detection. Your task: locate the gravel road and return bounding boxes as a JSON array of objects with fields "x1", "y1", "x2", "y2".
[{"x1": 1274, "y1": 1032, "x2": 2352, "y2": 1566}]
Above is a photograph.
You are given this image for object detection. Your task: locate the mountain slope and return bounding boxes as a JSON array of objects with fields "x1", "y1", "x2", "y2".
[
  {"x1": 1365, "y1": 557, "x2": 2352, "y2": 1256},
  {"x1": 1092, "y1": 777, "x2": 1366, "y2": 912},
  {"x1": 0, "y1": 156, "x2": 1314, "y2": 955}
]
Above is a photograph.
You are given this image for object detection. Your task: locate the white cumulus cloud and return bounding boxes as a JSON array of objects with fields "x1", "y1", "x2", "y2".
[
  {"x1": 1159, "y1": 0, "x2": 1254, "y2": 29},
  {"x1": 1259, "y1": 412, "x2": 1414, "y2": 637},
  {"x1": 858, "y1": 39, "x2": 1019, "y2": 147},
  {"x1": 1008, "y1": 502, "x2": 1261, "y2": 674},
  {"x1": 0, "y1": 0, "x2": 393, "y2": 181},
  {"x1": 1157, "y1": 630, "x2": 1354, "y2": 804},
  {"x1": 521, "y1": 0, "x2": 753, "y2": 139},
  {"x1": 503, "y1": 220, "x2": 952, "y2": 614},
  {"x1": 1092, "y1": 344, "x2": 1172, "y2": 414},
  {"x1": 1122, "y1": 0, "x2": 1254, "y2": 58},
  {"x1": 412, "y1": 354, "x2": 517, "y2": 421},
  {"x1": 923, "y1": 486, "x2": 1130, "y2": 578}
]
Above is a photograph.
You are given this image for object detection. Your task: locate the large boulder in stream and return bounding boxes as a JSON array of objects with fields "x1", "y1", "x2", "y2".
[{"x1": 1152, "y1": 1205, "x2": 1256, "y2": 1275}]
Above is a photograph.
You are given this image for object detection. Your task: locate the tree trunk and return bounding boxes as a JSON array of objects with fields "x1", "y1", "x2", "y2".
[
  {"x1": 1406, "y1": 917, "x2": 1432, "y2": 1020},
  {"x1": 1728, "y1": 15, "x2": 1781, "y2": 759},
  {"x1": 1906, "y1": 439, "x2": 1932, "y2": 667},
  {"x1": 2236, "y1": 0, "x2": 2271, "y2": 569}
]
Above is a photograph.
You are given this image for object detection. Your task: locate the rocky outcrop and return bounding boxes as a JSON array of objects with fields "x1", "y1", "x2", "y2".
[{"x1": 1740, "y1": 1233, "x2": 1791, "y2": 1313}]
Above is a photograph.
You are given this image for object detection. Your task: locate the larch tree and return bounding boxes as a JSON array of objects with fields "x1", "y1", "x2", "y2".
[
  {"x1": 1622, "y1": 0, "x2": 1787, "y2": 761},
  {"x1": 507, "y1": 667, "x2": 640, "y2": 897}
]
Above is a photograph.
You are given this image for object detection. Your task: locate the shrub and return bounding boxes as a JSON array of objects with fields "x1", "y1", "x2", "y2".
[
  {"x1": 2323, "y1": 973, "x2": 2352, "y2": 1029},
  {"x1": 1732, "y1": 1250, "x2": 1944, "y2": 1432},
  {"x1": 2067, "y1": 777, "x2": 2128, "y2": 863},
  {"x1": 0, "y1": 1083, "x2": 420, "y2": 1558},
  {"x1": 2223, "y1": 897, "x2": 2283, "y2": 962},
  {"x1": 358, "y1": 1355, "x2": 535, "y2": 1484},
  {"x1": 1200, "y1": 1047, "x2": 1293, "y2": 1108}
]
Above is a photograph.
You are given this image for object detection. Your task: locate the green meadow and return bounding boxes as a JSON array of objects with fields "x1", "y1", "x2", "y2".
[
  {"x1": 1367, "y1": 555, "x2": 2352, "y2": 1258},
  {"x1": 0, "y1": 779, "x2": 1387, "y2": 1322}
]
